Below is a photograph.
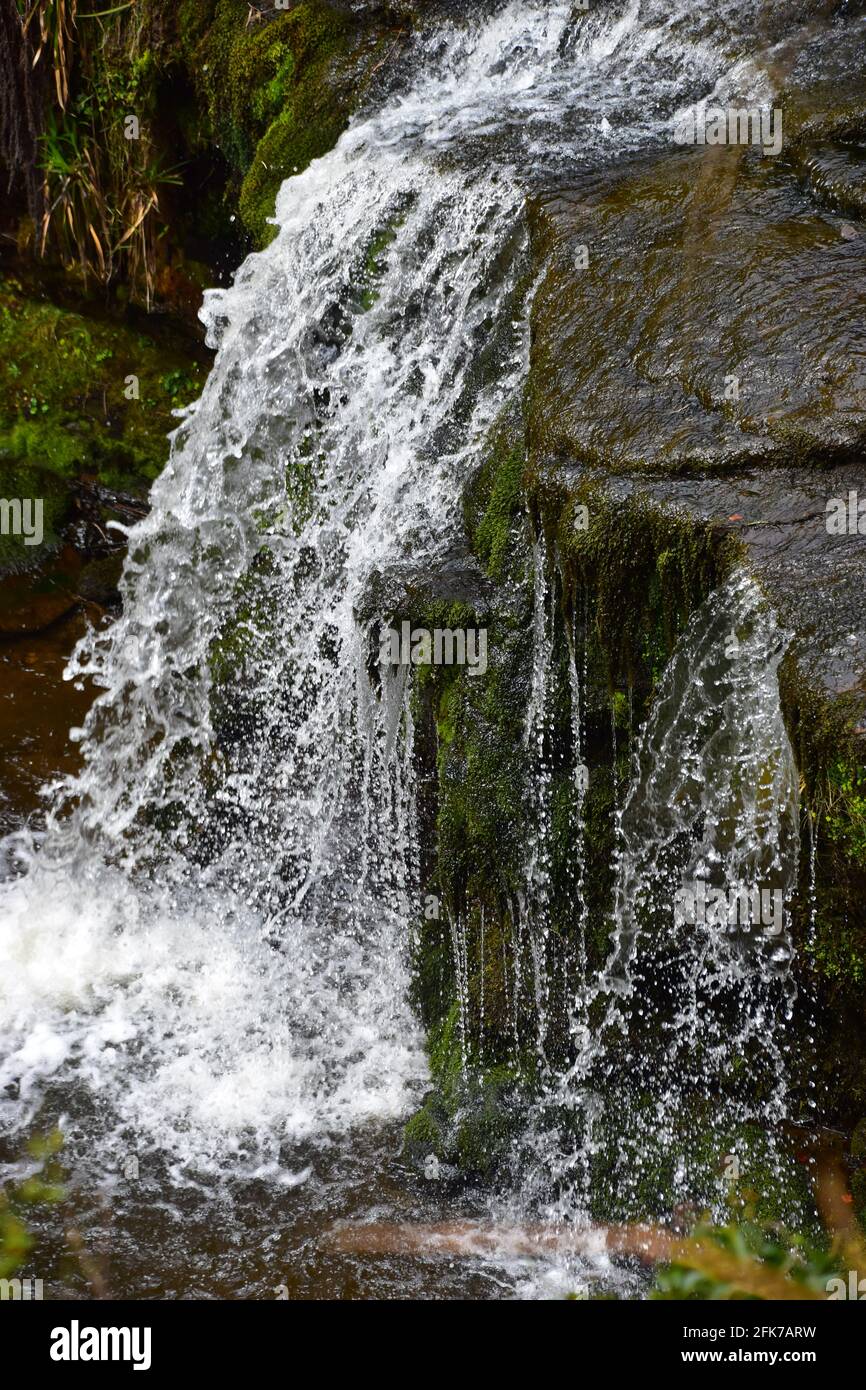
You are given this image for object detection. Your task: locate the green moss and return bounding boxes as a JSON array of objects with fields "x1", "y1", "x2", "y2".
[
  {"x1": 356, "y1": 209, "x2": 409, "y2": 312},
  {"x1": 538, "y1": 477, "x2": 726, "y2": 690},
  {"x1": 0, "y1": 272, "x2": 209, "y2": 498},
  {"x1": 582, "y1": 1095, "x2": 818, "y2": 1230},
  {"x1": 824, "y1": 759, "x2": 866, "y2": 866},
  {"x1": 776, "y1": 657, "x2": 866, "y2": 1122},
  {"x1": 0, "y1": 460, "x2": 69, "y2": 572},
  {"x1": 403, "y1": 1102, "x2": 441, "y2": 1153},
  {"x1": 464, "y1": 412, "x2": 527, "y2": 580},
  {"x1": 406, "y1": 399, "x2": 831, "y2": 1197},
  {"x1": 192, "y1": 0, "x2": 394, "y2": 247},
  {"x1": 238, "y1": 99, "x2": 345, "y2": 247},
  {"x1": 403, "y1": 1003, "x2": 525, "y2": 1182}
]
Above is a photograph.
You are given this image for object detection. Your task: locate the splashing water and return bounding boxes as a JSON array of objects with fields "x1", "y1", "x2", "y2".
[
  {"x1": 510, "y1": 570, "x2": 802, "y2": 1252},
  {"x1": 0, "y1": 0, "x2": 808, "y2": 1296}
]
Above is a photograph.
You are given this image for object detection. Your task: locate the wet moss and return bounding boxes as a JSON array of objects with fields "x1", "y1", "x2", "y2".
[
  {"x1": 0, "y1": 461, "x2": 69, "y2": 573},
  {"x1": 355, "y1": 208, "x2": 410, "y2": 312},
  {"x1": 405, "y1": 400, "x2": 736, "y2": 1159},
  {"x1": 406, "y1": 394, "x2": 847, "y2": 1198},
  {"x1": 464, "y1": 409, "x2": 527, "y2": 581},
  {"x1": 578, "y1": 1086, "x2": 819, "y2": 1230},
  {"x1": 778, "y1": 661, "x2": 866, "y2": 1124},
  {"x1": 533, "y1": 472, "x2": 728, "y2": 691},
  {"x1": 403, "y1": 1002, "x2": 525, "y2": 1182}
]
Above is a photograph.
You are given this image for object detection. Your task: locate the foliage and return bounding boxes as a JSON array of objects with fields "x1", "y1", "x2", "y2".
[
  {"x1": 0, "y1": 1130, "x2": 65, "y2": 1281},
  {"x1": 0, "y1": 269, "x2": 209, "y2": 495},
  {"x1": 651, "y1": 1163, "x2": 866, "y2": 1301},
  {"x1": 31, "y1": 3, "x2": 182, "y2": 304},
  {"x1": 823, "y1": 759, "x2": 866, "y2": 863}
]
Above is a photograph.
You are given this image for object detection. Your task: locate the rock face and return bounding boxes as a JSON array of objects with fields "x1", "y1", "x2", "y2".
[
  {"x1": 527, "y1": 139, "x2": 866, "y2": 715},
  {"x1": 392, "y1": 3, "x2": 866, "y2": 1202},
  {"x1": 525, "y1": 8, "x2": 866, "y2": 720},
  {"x1": 529, "y1": 148, "x2": 866, "y2": 477},
  {"x1": 511, "y1": 27, "x2": 866, "y2": 1139}
]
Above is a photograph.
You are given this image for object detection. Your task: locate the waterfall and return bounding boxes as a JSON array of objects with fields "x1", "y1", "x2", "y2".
[
  {"x1": 0, "y1": 1, "x2": 578, "y2": 1180},
  {"x1": 512, "y1": 572, "x2": 803, "y2": 1247},
  {"x1": 0, "y1": 0, "x2": 797, "y2": 1292}
]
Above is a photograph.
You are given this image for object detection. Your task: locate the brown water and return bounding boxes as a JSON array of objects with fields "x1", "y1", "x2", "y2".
[
  {"x1": 0, "y1": 610, "x2": 91, "y2": 836},
  {"x1": 19, "y1": 1124, "x2": 520, "y2": 1301}
]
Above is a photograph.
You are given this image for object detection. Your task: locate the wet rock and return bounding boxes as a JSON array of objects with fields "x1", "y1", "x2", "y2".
[
  {"x1": 356, "y1": 547, "x2": 494, "y2": 627},
  {"x1": 528, "y1": 144, "x2": 866, "y2": 479},
  {"x1": 556, "y1": 463, "x2": 866, "y2": 719},
  {"x1": 527, "y1": 67, "x2": 866, "y2": 720},
  {"x1": 523, "y1": 77, "x2": 866, "y2": 1129},
  {"x1": 76, "y1": 552, "x2": 126, "y2": 611}
]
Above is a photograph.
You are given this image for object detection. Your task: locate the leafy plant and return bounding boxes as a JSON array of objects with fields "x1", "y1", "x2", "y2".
[
  {"x1": 21, "y1": 0, "x2": 79, "y2": 111},
  {"x1": 651, "y1": 1159, "x2": 866, "y2": 1301},
  {"x1": 20, "y1": 1, "x2": 183, "y2": 304},
  {"x1": 0, "y1": 1130, "x2": 65, "y2": 1281}
]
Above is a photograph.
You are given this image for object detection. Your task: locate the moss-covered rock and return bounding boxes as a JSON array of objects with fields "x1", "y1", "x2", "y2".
[
  {"x1": 403, "y1": 399, "x2": 739, "y2": 1182},
  {"x1": 0, "y1": 269, "x2": 209, "y2": 496},
  {"x1": 188, "y1": 0, "x2": 407, "y2": 246},
  {"x1": 0, "y1": 266, "x2": 209, "y2": 626},
  {"x1": 404, "y1": 1002, "x2": 526, "y2": 1183}
]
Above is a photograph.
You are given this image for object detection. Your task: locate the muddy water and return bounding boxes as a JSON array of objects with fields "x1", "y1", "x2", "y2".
[
  {"x1": 18, "y1": 1123, "x2": 513, "y2": 1301},
  {"x1": 0, "y1": 613, "x2": 90, "y2": 837}
]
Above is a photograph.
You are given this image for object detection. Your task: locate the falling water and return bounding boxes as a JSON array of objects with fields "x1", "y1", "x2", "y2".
[
  {"x1": 513, "y1": 573, "x2": 803, "y2": 1257},
  {"x1": 1, "y1": 7, "x2": 549, "y2": 1178},
  {"x1": 0, "y1": 0, "x2": 807, "y2": 1297}
]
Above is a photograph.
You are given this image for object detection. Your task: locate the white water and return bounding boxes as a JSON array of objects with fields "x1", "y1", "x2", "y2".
[
  {"x1": 465, "y1": 568, "x2": 803, "y2": 1299},
  {"x1": 0, "y1": 0, "x2": 797, "y2": 1278}
]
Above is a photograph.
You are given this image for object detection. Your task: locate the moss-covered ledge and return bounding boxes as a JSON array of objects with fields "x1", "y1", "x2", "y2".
[
  {"x1": 190, "y1": 0, "x2": 408, "y2": 247},
  {"x1": 401, "y1": 390, "x2": 866, "y2": 1229},
  {"x1": 401, "y1": 405, "x2": 747, "y2": 1182}
]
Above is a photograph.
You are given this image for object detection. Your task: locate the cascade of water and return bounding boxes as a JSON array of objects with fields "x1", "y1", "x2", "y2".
[
  {"x1": 0, "y1": 7, "x2": 554, "y2": 1175},
  {"x1": 803, "y1": 808, "x2": 821, "y2": 1120},
  {"x1": 565, "y1": 598, "x2": 590, "y2": 989},
  {"x1": 515, "y1": 541, "x2": 598, "y2": 1074},
  {"x1": 515, "y1": 538, "x2": 557, "y2": 1069},
  {"x1": 0, "y1": 0, "x2": 786, "y2": 1208},
  {"x1": 515, "y1": 573, "x2": 802, "y2": 1230}
]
